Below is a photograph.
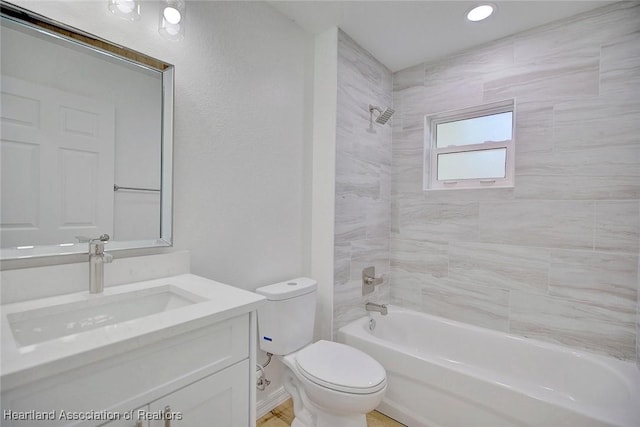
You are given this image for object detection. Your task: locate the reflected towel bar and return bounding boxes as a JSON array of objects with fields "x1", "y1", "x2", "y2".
[{"x1": 113, "y1": 184, "x2": 160, "y2": 192}]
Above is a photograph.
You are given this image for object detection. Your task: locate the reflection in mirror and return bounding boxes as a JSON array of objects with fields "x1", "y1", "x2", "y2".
[{"x1": 0, "y1": 2, "x2": 174, "y2": 260}]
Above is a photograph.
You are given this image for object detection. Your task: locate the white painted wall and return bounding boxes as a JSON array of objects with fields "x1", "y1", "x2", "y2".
[
  {"x1": 8, "y1": 0, "x2": 314, "y2": 413},
  {"x1": 10, "y1": 0, "x2": 313, "y2": 288}
]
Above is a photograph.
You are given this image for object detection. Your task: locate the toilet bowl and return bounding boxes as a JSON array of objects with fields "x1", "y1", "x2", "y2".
[{"x1": 255, "y1": 278, "x2": 387, "y2": 427}]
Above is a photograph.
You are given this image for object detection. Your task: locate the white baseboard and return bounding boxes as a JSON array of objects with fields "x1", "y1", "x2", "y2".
[{"x1": 256, "y1": 386, "x2": 290, "y2": 419}]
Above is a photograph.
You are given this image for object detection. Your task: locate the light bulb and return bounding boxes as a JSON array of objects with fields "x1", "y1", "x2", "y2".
[{"x1": 163, "y1": 6, "x2": 182, "y2": 25}]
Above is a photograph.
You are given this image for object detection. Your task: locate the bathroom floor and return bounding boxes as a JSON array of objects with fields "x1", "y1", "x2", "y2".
[{"x1": 256, "y1": 399, "x2": 406, "y2": 427}]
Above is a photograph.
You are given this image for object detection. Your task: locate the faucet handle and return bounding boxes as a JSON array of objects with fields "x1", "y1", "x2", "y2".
[
  {"x1": 77, "y1": 234, "x2": 110, "y2": 243},
  {"x1": 89, "y1": 234, "x2": 110, "y2": 243},
  {"x1": 88, "y1": 234, "x2": 110, "y2": 256},
  {"x1": 362, "y1": 266, "x2": 385, "y2": 295}
]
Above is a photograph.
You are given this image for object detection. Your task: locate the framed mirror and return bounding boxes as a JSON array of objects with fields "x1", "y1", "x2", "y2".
[{"x1": 0, "y1": 1, "x2": 174, "y2": 260}]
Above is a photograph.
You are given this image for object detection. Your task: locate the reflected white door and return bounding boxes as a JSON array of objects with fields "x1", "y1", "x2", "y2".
[{"x1": 1, "y1": 76, "x2": 115, "y2": 247}]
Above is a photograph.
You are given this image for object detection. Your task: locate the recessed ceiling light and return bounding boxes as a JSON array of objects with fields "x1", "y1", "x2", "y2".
[{"x1": 466, "y1": 4, "x2": 495, "y2": 22}]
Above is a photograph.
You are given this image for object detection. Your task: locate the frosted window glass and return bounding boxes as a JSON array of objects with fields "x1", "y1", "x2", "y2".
[
  {"x1": 436, "y1": 112, "x2": 512, "y2": 148},
  {"x1": 437, "y1": 148, "x2": 506, "y2": 181}
]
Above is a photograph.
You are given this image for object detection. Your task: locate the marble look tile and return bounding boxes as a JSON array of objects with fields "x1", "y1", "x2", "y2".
[
  {"x1": 436, "y1": 38, "x2": 514, "y2": 77},
  {"x1": 595, "y1": 201, "x2": 640, "y2": 253},
  {"x1": 478, "y1": 200, "x2": 594, "y2": 250},
  {"x1": 389, "y1": 273, "x2": 423, "y2": 312},
  {"x1": 512, "y1": 14, "x2": 600, "y2": 65},
  {"x1": 510, "y1": 291, "x2": 636, "y2": 360},
  {"x1": 393, "y1": 62, "x2": 424, "y2": 91},
  {"x1": 600, "y1": 31, "x2": 640, "y2": 99},
  {"x1": 338, "y1": 30, "x2": 391, "y2": 99},
  {"x1": 334, "y1": 243, "x2": 351, "y2": 286},
  {"x1": 553, "y1": 97, "x2": 640, "y2": 151},
  {"x1": 421, "y1": 277, "x2": 510, "y2": 332},
  {"x1": 553, "y1": 1, "x2": 640, "y2": 45},
  {"x1": 337, "y1": 123, "x2": 392, "y2": 169},
  {"x1": 378, "y1": 163, "x2": 392, "y2": 201},
  {"x1": 392, "y1": 128, "x2": 424, "y2": 152},
  {"x1": 424, "y1": 187, "x2": 515, "y2": 203},
  {"x1": 334, "y1": 194, "x2": 367, "y2": 244},
  {"x1": 391, "y1": 148, "x2": 424, "y2": 196},
  {"x1": 549, "y1": 249, "x2": 638, "y2": 310},
  {"x1": 335, "y1": 152, "x2": 382, "y2": 199},
  {"x1": 483, "y1": 58, "x2": 599, "y2": 103},
  {"x1": 334, "y1": 280, "x2": 366, "y2": 332},
  {"x1": 439, "y1": 37, "x2": 534, "y2": 106},
  {"x1": 448, "y1": 242, "x2": 549, "y2": 294},
  {"x1": 349, "y1": 238, "x2": 390, "y2": 281},
  {"x1": 516, "y1": 146, "x2": 640, "y2": 177},
  {"x1": 334, "y1": 279, "x2": 387, "y2": 333},
  {"x1": 422, "y1": 39, "x2": 514, "y2": 115},
  {"x1": 396, "y1": 197, "x2": 479, "y2": 244},
  {"x1": 514, "y1": 173, "x2": 640, "y2": 201},
  {"x1": 395, "y1": 85, "x2": 432, "y2": 132},
  {"x1": 366, "y1": 198, "x2": 391, "y2": 240},
  {"x1": 390, "y1": 238, "x2": 448, "y2": 279},
  {"x1": 514, "y1": 145, "x2": 640, "y2": 200},
  {"x1": 514, "y1": 101, "x2": 554, "y2": 154}
]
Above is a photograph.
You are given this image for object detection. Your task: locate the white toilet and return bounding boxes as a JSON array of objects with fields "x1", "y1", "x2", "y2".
[{"x1": 255, "y1": 278, "x2": 387, "y2": 427}]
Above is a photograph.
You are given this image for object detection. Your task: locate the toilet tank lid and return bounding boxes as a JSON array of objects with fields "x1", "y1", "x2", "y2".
[{"x1": 255, "y1": 277, "x2": 317, "y2": 301}]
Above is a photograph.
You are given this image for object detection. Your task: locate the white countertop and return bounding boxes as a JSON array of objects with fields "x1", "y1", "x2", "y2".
[{"x1": 1, "y1": 273, "x2": 265, "y2": 390}]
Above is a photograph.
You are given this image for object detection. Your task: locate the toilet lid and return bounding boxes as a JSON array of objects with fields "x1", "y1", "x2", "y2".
[{"x1": 295, "y1": 340, "x2": 386, "y2": 394}]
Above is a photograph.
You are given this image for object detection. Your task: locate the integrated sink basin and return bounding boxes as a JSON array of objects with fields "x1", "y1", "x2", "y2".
[{"x1": 8, "y1": 285, "x2": 206, "y2": 347}]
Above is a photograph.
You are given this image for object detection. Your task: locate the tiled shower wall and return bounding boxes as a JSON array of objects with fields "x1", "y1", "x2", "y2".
[
  {"x1": 333, "y1": 30, "x2": 393, "y2": 335},
  {"x1": 391, "y1": 2, "x2": 640, "y2": 360}
]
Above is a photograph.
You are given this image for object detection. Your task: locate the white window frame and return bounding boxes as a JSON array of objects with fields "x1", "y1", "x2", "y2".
[{"x1": 424, "y1": 99, "x2": 515, "y2": 191}]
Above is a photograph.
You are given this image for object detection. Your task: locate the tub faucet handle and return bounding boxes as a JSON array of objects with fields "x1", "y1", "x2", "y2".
[{"x1": 362, "y1": 266, "x2": 384, "y2": 295}]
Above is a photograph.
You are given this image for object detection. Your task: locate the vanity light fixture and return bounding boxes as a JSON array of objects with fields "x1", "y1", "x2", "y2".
[
  {"x1": 107, "y1": 0, "x2": 141, "y2": 21},
  {"x1": 466, "y1": 3, "x2": 495, "y2": 22},
  {"x1": 159, "y1": 0, "x2": 185, "y2": 41}
]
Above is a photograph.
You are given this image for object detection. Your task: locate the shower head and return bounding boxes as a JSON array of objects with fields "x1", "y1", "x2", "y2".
[{"x1": 369, "y1": 104, "x2": 395, "y2": 125}]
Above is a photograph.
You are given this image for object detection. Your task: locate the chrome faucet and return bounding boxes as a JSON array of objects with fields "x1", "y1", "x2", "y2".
[
  {"x1": 365, "y1": 302, "x2": 388, "y2": 315},
  {"x1": 89, "y1": 234, "x2": 113, "y2": 294}
]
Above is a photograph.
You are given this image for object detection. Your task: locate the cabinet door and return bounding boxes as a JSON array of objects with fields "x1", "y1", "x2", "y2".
[{"x1": 148, "y1": 360, "x2": 249, "y2": 427}]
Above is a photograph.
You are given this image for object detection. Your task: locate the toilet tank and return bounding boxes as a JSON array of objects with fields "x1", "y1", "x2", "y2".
[{"x1": 255, "y1": 278, "x2": 317, "y2": 355}]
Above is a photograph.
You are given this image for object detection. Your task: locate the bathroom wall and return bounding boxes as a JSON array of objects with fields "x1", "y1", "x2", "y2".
[
  {"x1": 391, "y1": 2, "x2": 640, "y2": 360},
  {"x1": 9, "y1": 0, "x2": 313, "y2": 292},
  {"x1": 6, "y1": 0, "x2": 313, "y2": 414},
  {"x1": 333, "y1": 30, "x2": 393, "y2": 335}
]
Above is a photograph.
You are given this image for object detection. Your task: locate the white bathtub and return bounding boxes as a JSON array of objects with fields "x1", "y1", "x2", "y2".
[{"x1": 338, "y1": 305, "x2": 640, "y2": 427}]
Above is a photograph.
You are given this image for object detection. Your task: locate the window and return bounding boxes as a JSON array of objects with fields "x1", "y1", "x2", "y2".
[{"x1": 425, "y1": 99, "x2": 515, "y2": 190}]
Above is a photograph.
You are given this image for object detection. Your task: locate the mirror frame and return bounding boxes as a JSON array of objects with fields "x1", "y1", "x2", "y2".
[{"x1": 0, "y1": 1, "x2": 174, "y2": 260}]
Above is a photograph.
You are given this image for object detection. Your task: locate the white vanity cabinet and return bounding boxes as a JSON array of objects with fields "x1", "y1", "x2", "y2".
[
  {"x1": 102, "y1": 360, "x2": 249, "y2": 427},
  {"x1": 1, "y1": 274, "x2": 265, "y2": 427}
]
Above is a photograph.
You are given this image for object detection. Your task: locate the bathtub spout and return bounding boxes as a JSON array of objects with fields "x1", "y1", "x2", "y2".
[{"x1": 365, "y1": 302, "x2": 388, "y2": 315}]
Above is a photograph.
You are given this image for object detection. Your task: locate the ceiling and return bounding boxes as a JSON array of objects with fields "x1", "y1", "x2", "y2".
[{"x1": 268, "y1": 1, "x2": 615, "y2": 72}]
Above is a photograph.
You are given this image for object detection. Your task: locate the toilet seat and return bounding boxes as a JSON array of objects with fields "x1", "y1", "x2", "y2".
[{"x1": 295, "y1": 340, "x2": 386, "y2": 394}]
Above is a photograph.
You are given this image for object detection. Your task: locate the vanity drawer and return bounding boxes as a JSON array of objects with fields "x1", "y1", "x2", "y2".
[{"x1": 1, "y1": 313, "x2": 249, "y2": 427}]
